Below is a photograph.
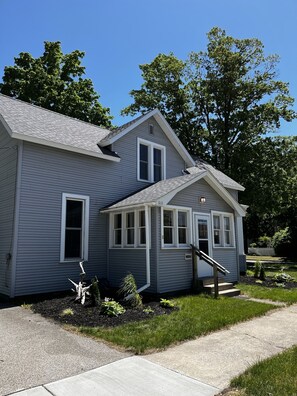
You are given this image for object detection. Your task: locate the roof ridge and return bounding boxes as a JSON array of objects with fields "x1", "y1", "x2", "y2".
[{"x1": 0, "y1": 93, "x2": 112, "y2": 134}]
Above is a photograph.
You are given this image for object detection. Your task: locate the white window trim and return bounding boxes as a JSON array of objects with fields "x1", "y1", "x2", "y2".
[
  {"x1": 161, "y1": 205, "x2": 192, "y2": 249},
  {"x1": 211, "y1": 211, "x2": 235, "y2": 248},
  {"x1": 60, "y1": 193, "x2": 90, "y2": 262},
  {"x1": 137, "y1": 138, "x2": 166, "y2": 183},
  {"x1": 109, "y1": 208, "x2": 150, "y2": 249}
]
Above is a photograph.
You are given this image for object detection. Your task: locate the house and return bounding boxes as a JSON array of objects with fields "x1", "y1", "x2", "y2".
[{"x1": 0, "y1": 94, "x2": 246, "y2": 298}]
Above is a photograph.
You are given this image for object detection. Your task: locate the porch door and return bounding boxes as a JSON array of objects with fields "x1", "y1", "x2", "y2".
[{"x1": 194, "y1": 214, "x2": 213, "y2": 278}]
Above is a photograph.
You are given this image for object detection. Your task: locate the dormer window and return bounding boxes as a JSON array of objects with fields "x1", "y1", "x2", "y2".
[{"x1": 137, "y1": 138, "x2": 166, "y2": 182}]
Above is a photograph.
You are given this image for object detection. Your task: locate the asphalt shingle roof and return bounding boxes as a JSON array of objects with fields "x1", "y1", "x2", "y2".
[
  {"x1": 0, "y1": 94, "x2": 113, "y2": 156},
  {"x1": 187, "y1": 159, "x2": 244, "y2": 191},
  {"x1": 105, "y1": 172, "x2": 205, "y2": 210}
]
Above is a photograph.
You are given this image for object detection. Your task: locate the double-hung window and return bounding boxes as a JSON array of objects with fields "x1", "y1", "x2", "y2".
[
  {"x1": 60, "y1": 193, "x2": 89, "y2": 262},
  {"x1": 138, "y1": 138, "x2": 166, "y2": 183},
  {"x1": 162, "y1": 207, "x2": 191, "y2": 248},
  {"x1": 111, "y1": 209, "x2": 147, "y2": 248},
  {"x1": 211, "y1": 212, "x2": 235, "y2": 248}
]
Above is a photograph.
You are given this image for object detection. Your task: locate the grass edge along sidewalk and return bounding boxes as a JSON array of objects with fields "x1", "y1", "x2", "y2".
[
  {"x1": 225, "y1": 345, "x2": 297, "y2": 396},
  {"x1": 78, "y1": 295, "x2": 276, "y2": 354}
]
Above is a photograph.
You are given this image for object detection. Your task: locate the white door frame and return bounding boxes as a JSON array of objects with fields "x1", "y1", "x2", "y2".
[{"x1": 193, "y1": 212, "x2": 213, "y2": 277}]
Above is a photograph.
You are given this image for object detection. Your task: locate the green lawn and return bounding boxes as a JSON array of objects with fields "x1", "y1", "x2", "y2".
[
  {"x1": 238, "y1": 283, "x2": 297, "y2": 304},
  {"x1": 79, "y1": 295, "x2": 275, "y2": 354},
  {"x1": 230, "y1": 345, "x2": 297, "y2": 395}
]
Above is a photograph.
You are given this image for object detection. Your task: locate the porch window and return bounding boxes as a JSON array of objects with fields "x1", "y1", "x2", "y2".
[
  {"x1": 162, "y1": 207, "x2": 191, "y2": 248},
  {"x1": 111, "y1": 209, "x2": 147, "y2": 248},
  {"x1": 114, "y1": 213, "x2": 122, "y2": 246},
  {"x1": 60, "y1": 193, "x2": 89, "y2": 262},
  {"x1": 126, "y1": 212, "x2": 135, "y2": 245},
  {"x1": 211, "y1": 212, "x2": 235, "y2": 248},
  {"x1": 137, "y1": 138, "x2": 166, "y2": 182},
  {"x1": 138, "y1": 210, "x2": 146, "y2": 245}
]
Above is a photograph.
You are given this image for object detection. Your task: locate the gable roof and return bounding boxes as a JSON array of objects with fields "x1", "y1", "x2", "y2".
[
  {"x1": 187, "y1": 159, "x2": 244, "y2": 191},
  {"x1": 102, "y1": 171, "x2": 246, "y2": 216},
  {"x1": 0, "y1": 94, "x2": 119, "y2": 161},
  {"x1": 100, "y1": 109, "x2": 195, "y2": 168}
]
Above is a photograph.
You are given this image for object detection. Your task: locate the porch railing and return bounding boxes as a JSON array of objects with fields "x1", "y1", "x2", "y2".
[{"x1": 190, "y1": 244, "x2": 230, "y2": 298}]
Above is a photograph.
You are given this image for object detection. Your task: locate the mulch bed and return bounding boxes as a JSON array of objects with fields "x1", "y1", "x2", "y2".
[
  {"x1": 33, "y1": 295, "x2": 176, "y2": 328},
  {"x1": 240, "y1": 274, "x2": 297, "y2": 289}
]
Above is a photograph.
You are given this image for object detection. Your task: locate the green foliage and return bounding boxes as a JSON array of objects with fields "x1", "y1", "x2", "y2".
[
  {"x1": 143, "y1": 307, "x2": 154, "y2": 314},
  {"x1": 272, "y1": 271, "x2": 295, "y2": 283},
  {"x1": 118, "y1": 273, "x2": 142, "y2": 308},
  {"x1": 90, "y1": 277, "x2": 101, "y2": 307},
  {"x1": 160, "y1": 298, "x2": 175, "y2": 308},
  {"x1": 61, "y1": 308, "x2": 74, "y2": 316},
  {"x1": 101, "y1": 299, "x2": 125, "y2": 317},
  {"x1": 259, "y1": 265, "x2": 266, "y2": 281},
  {"x1": 0, "y1": 41, "x2": 113, "y2": 128},
  {"x1": 254, "y1": 260, "x2": 262, "y2": 278},
  {"x1": 238, "y1": 283, "x2": 297, "y2": 304},
  {"x1": 231, "y1": 345, "x2": 297, "y2": 395},
  {"x1": 272, "y1": 227, "x2": 292, "y2": 257}
]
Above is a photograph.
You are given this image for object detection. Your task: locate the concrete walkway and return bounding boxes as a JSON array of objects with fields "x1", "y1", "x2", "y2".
[{"x1": 3, "y1": 303, "x2": 297, "y2": 396}]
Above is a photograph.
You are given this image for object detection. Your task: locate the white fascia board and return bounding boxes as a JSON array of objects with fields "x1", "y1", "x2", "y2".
[
  {"x1": 101, "y1": 202, "x2": 155, "y2": 213},
  {"x1": 101, "y1": 109, "x2": 195, "y2": 168},
  {"x1": 224, "y1": 183, "x2": 245, "y2": 192},
  {"x1": 204, "y1": 173, "x2": 246, "y2": 217},
  {"x1": 10, "y1": 132, "x2": 120, "y2": 162}
]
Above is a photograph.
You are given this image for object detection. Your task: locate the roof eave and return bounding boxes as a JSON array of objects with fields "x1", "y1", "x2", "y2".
[{"x1": 10, "y1": 132, "x2": 121, "y2": 162}]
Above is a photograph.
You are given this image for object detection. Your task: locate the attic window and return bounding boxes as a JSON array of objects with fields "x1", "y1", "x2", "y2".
[
  {"x1": 149, "y1": 124, "x2": 154, "y2": 135},
  {"x1": 137, "y1": 138, "x2": 166, "y2": 183}
]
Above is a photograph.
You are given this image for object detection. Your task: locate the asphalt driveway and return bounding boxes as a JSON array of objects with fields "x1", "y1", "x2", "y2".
[{"x1": 0, "y1": 304, "x2": 129, "y2": 396}]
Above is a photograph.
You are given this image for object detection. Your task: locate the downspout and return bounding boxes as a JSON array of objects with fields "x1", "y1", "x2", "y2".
[{"x1": 137, "y1": 204, "x2": 151, "y2": 293}]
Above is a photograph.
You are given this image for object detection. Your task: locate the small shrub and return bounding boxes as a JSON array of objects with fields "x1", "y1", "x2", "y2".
[
  {"x1": 61, "y1": 308, "x2": 74, "y2": 316},
  {"x1": 90, "y1": 277, "x2": 101, "y2": 307},
  {"x1": 272, "y1": 272, "x2": 294, "y2": 283},
  {"x1": 254, "y1": 260, "x2": 262, "y2": 278},
  {"x1": 259, "y1": 265, "x2": 266, "y2": 281},
  {"x1": 101, "y1": 299, "x2": 125, "y2": 317},
  {"x1": 246, "y1": 269, "x2": 254, "y2": 276},
  {"x1": 160, "y1": 298, "x2": 175, "y2": 308},
  {"x1": 272, "y1": 227, "x2": 292, "y2": 257},
  {"x1": 118, "y1": 273, "x2": 142, "y2": 308},
  {"x1": 143, "y1": 307, "x2": 154, "y2": 314}
]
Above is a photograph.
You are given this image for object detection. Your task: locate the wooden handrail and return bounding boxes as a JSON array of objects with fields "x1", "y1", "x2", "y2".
[
  {"x1": 190, "y1": 244, "x2": 230, "y2": 275},
  {"x1": 190, "y1": 244, "x2": 230, "y2": 298}
]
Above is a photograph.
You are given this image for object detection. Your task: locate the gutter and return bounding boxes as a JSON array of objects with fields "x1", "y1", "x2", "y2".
[{"x1": 137, "y1": 204, "x2": 151, "y2": 293}]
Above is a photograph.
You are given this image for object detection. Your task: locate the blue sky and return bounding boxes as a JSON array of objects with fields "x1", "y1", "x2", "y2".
[{"x1": 1, "y1": 0, "x2": 296, "y2": 135}]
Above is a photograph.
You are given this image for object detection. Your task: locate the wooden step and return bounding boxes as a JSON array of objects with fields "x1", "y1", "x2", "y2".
[
  {"x1": 203, "y1": 282, "x2": 234, "y2": 293},
  {"x1": 218, "y1": 288, "x2": 241, "y2": 297},
  {"x1": 199, "y1": 277, "x2": 224, "y2": 286}
]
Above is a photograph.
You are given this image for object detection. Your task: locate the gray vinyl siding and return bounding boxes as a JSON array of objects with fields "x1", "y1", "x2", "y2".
[
  {"x1": 14, "y1": 142, "x2": 146, "y2": 296},
  {"x1": 226, "y1": 189, "x2": 238, "y2": 201},
  {"x1": 0, "y1": 123, "x2": 18, "y2": 296},
  {"x1": 108, "y1": 249, "x2": 146, "y2": 288},
  {"x1": 157, "y1": 179, "x2": 238, "y2": 292}
]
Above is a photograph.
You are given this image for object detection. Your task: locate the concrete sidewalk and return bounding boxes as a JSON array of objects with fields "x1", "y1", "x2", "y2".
[
  {"x1": 146, "y1": 303, "x2": 297, "y2": 390},
  {"x1": 4, "y1": 303, "x2": 297, "y2": 396},
  {"x1": 12, "y1": 357, "x2": 218, "y2": 396}
]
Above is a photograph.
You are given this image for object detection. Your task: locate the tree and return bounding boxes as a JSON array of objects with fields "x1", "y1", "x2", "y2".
[
  {"x1": 236, "y1": 136, "x2": 297, "y2": 241},
  {"x1": 123, "y1": 28, "x2": 296, "y2": 173},
  {"x1": 0, "y1": 41, "x2": 112, "y2": 128},
  {"x1": 122, "y1": 53, "x2": 204, "y2": 155}
]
